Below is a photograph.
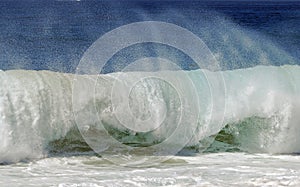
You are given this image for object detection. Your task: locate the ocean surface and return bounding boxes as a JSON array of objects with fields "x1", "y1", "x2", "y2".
[{"x1": 0, "y1": 1, "x2": 300, "y2": 186}]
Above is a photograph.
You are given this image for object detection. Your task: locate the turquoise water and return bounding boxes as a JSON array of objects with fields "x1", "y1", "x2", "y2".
[{"x1": 0, "y1": 1, "x2": 300, "y2": 186}]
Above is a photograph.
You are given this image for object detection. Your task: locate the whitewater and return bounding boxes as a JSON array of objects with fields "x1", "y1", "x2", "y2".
[
  {"x1": 0, "y1": 0, "x2": 299, "y2": 186},
  {"x1": 0, "y1": 65, "x2": 299, "y2": 164}
]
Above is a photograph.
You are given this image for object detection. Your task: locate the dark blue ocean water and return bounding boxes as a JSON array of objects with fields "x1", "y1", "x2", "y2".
[{"x1": 0, "y1": 1, "x2": 299, "y2": 73}]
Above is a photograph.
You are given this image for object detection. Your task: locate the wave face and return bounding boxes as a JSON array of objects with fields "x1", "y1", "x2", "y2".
[
  {"x1": 0, "y1": 65, "x2": 300, "y2": 163},
  {"x1": 0, "y1": 70, "x2": 76, "y2": 163}
]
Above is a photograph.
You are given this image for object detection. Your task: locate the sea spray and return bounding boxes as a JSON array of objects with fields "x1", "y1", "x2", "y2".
[{"x1": 0, "y1": 65, "x2": 299, "y2": 163}]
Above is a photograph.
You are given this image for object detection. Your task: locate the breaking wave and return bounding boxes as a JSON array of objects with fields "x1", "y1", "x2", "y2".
[{"x1": 0, "y1": 65, "x2": 299, "y2": 163}]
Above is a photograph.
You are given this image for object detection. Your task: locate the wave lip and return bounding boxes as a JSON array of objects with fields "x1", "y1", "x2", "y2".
[{"x1": 0, "y1": 65, "x2": 300, "y2": 163}]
